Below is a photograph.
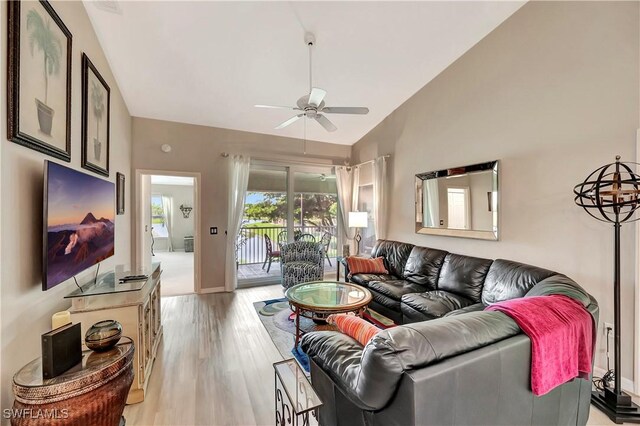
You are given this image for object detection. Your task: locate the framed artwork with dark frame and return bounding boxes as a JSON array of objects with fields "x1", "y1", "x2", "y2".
[
  {"x1": 116, "y1": 172, "x2": 125, "y2": 215},
  {"x1": 81, "y1": 53, "x2": 110, "y2": 176},
  {"x1": 7, "y1": 0, "x2": 73, "y2": 162}
]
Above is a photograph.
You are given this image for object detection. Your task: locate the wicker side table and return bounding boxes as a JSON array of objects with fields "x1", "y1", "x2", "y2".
[{"x1": 11, "y1": 338, "x2": 134, "y2": 426}]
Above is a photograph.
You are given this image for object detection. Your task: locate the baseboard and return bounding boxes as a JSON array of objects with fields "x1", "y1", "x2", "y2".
[
  {"x1": 594, "y1": 366, "x2": 636, "y2": 395},
  {"x1": 199, "y1": 286, "x2": 226, "y2": 294}
]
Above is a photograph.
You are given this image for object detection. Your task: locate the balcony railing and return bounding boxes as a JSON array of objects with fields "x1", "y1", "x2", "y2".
[{"x1": 237, "y1": 225, "x2": 337, "y2": 265}]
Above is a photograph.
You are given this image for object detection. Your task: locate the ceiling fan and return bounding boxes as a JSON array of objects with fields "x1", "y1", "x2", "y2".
[{"x1": 255, "y1": 33, "x2": 369, "y2": 133}]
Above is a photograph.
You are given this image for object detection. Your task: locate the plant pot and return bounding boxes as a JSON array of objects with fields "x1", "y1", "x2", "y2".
[
  {"x1": 35, "y1": 99, "x2": 54, "y2": 135},
  {"x1": 93, "y1": 137, "x2": 102, "y2": 161}
]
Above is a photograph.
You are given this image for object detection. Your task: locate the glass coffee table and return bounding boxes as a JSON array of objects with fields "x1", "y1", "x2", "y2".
[{"x1": 285, "y1": 281, "x2": 372, "y2": 347}]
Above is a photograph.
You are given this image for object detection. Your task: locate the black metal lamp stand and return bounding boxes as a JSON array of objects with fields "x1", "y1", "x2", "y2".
[{"x1": 575, "y1": 156, "x2": 640, "y2": 423}]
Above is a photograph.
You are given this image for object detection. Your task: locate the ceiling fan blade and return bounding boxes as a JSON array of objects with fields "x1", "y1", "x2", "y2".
[
  {"x1": 308, "y1": 87, "x2": 327, "y2": 107},
  {"x1": 315, "y1": 115, "x2": 337, "y2": 132},
  {"x1": 275, "y1": 114, "x2": 304, "y2": 130},
  {"x1": 255, "y1": 104, "x2": 299, "y2": 110},
  {"x1": 322, "y1": 106, "x2": 369, "y2": 115}
]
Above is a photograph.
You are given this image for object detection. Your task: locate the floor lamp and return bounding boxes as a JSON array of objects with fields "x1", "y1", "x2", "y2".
[
  {"x1": 574, "y1": 155, "x2": 640, "y2": 423},
  {"x1": 348, "y1": 211, "x2": 368, "y2": 255}
]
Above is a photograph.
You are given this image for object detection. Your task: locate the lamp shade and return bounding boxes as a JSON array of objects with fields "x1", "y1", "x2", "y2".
[{"x1": 348, "y1": 211, "x2": 368, "y2": 228}]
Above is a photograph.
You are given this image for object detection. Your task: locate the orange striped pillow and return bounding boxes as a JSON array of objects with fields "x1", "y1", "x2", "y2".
[
  {"x1": 327, "y1": 314, "x2": 379, "y2": 346},
  {"x1": 346, "y1": 256, "x2": 388, "y2": 276}
]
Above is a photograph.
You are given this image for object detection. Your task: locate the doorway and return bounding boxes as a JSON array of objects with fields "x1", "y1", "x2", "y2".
[{"x1": 136, "y1": 170, "x2": 201, "y2": 296}]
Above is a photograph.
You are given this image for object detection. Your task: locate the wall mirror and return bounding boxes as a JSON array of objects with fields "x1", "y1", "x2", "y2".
[{"x1": 415, "y1": 160, "x2": 499, "y2": 240}]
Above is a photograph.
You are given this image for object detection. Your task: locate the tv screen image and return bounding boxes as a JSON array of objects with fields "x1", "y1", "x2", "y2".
[{"x1": 43, "y1": 161, "x2": 115, "y2": 290}]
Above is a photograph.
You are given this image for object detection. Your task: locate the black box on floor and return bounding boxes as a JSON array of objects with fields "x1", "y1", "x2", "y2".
[{"x1": 41, "y1": 322, "x2": 82, "y2": 379}]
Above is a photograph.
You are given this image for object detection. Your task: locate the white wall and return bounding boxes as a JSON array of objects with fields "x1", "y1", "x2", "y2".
[
  {"x1": 151, "y1": 183, "x2": 195, "y2": 251},
  {"x1": 352, "y1": 1, "x2": 639, "y2": 381},
  {"x1": 0, "y1": 0, "x2": 133, "y2": 411}
]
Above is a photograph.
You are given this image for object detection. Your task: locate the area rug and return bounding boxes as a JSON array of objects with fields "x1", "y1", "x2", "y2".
[
  {"x1": 253, "y1": 298, "x2": 335, "y2": 372},
  {"x1": 254, "y1": 297, "x2": 396, "y2": 372}
]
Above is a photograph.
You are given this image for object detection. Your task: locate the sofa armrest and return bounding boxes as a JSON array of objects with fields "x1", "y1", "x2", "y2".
[
  {"x1": 301, "y1": 331, "x2": 404, "y2": 411},
  {"x1": 526, "y1": 274, "x2": 591, "y2": 307}
]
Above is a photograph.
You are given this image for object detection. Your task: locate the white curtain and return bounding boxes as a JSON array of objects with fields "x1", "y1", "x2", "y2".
[
  {"x1": 161, "y1": 196, "x2": 174, "y2": 252},
  {"x1": 425, "y1": 179, "x2": 440, "y2": 228},
  {"x1": 335, "y1": 166, "x2": 359, "y2": 242},
  {"x1": 224, "y1": 155, "x2": 251, "y2": 292},
  {"x1": 373, "y1": 156, "x2": 388, "y2": 240}
]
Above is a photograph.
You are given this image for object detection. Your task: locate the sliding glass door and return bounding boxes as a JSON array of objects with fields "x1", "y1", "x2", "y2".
[
  {"x1": 237, "y1": 163, "x2": 339, "y2": 286},
  {"x1": 293, "y1": 171, "x2": 338, "y2": 267},
  {"x1": 237, "y1": 165, "x2": 288, "y2": 285}
]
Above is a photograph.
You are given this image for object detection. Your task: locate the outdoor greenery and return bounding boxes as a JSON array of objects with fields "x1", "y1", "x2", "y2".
[{"x1": 243, "y1": 192, "x2": 337, "y2": 227}]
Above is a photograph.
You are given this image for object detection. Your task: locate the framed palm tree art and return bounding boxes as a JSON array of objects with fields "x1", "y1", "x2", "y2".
[
  {"x1": 7, "y1": 0, "x2": 72, "y2": 161},
  {"x1": 81, "y1": 53, "x2": 110, "y2": 177}
]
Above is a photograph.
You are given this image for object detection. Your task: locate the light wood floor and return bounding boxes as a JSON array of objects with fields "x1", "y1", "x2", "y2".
[
  {"x1": 124, "y1": 286, "x2": 284, "y2": 425},
  {"x1": 154, "y1": 251, "x2": 195, "y2": 297},
  {"x1": 124, "y1": 285, "x2": 620, "y2": 426}
]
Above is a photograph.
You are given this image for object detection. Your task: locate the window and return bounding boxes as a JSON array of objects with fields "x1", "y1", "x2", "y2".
[{"x1": 151, "y1": 195, "x2": 168, "y2": 238}]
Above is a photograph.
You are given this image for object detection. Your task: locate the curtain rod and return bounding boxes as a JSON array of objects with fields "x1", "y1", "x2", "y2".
[
  {"x1": 220, "y1": 152, "x2": 347, "y2": 168},
  {"x1": 219, "y1": 152, "x2": 390, "y2": 169},
  {"x1": 349, "y1": 155, "x2": 391, "y2": 169}
]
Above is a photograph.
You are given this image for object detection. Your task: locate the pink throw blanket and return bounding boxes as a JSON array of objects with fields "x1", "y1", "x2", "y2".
[{"x1": 485, "y1": 294, "x2": 593, "y2": 396}]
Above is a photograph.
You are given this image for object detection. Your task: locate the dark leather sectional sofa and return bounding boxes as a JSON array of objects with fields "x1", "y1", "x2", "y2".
[{"x1": 301, "y1": 239, "x2": 598, "y2": 426}]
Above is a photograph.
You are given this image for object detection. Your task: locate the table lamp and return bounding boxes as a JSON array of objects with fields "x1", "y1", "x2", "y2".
[
  {"x1": 574, "y1": 155, "x2": 640, "y2": 423},
  {"x1": 348, "y1": 211, "x2": 368, "y2": 255}
]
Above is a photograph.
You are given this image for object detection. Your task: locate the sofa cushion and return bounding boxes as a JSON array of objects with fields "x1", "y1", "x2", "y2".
[
  {"x1": 401, "y1": 290, "x2": 474, "y2": 320},
  {"x1": 371, "y1": 240, "x2": 415, "y2": 279},
  {"x1": 482, "y1": 259, "x2": 556, "y2": 305},
  {"x1": 402, "y1": 246, "x2": 448, "y2": 289},
  {"x1": 327, "y1": 314, "x2": 380, "y2": 347},
  {"x1": 369, "y1": 293, "x2": 401, "y2": 314},
  {"x1": 443, "y1": 303, "x2": 486, "y2": 317},
  {"x1": 350, "y1": 273, "x2": 396, "y2": 287},
  {"x1": 346, "y1": 256, "x2": 388, "y2": 276},
  {"x1": 438, "y1": 253, "x2": 493, "y2": 303},
  {"x1": 368, "y1": 280, "x2": 425, "y2": 302}
]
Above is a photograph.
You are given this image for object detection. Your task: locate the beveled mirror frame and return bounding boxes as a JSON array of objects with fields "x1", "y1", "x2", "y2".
[{"x1": 415, "y1": 160, "x2": 499, "y2": 240}]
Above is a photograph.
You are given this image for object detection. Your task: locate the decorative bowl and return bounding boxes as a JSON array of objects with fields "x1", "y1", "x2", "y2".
[{"x1": 85, "y1": 320, "x2": 122, "y2": 352}]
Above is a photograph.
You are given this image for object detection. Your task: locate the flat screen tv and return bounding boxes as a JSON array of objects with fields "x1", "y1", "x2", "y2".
[{"x1": 43, "y1": 161, "x2": 115, "y2": 290}]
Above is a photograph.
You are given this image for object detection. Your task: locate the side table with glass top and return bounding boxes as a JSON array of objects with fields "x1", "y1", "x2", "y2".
[
  {"x1": 285, "y1": 281, "x2": 372, "y2": 347},
  {"x1": 274, "y1": 358, "x2": 322, "y2": 426}
]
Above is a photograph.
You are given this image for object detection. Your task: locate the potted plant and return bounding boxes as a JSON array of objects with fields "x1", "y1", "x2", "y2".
[
  {"x1": 27, "y1": 9, "x2": 61, "y2": 136},
  {"x1": 90, "y1": 81, "x2": 105, "y2": 161}
]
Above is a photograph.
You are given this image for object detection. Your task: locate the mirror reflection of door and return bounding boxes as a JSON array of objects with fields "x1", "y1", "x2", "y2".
[{"x1": 447, "y1": 188, "x2": 470, "y2": 230}]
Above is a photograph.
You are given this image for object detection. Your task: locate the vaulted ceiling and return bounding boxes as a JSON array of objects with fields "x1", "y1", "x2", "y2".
[{"x1": 84, "y1": 1, "x2": 525, "y2": 145}]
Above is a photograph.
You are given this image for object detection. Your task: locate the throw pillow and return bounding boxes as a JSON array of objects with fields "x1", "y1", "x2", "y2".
[
  {"x1": 346, "y1": 256, "x2": 388, "y2": 276},
  {"x1": 327, "y1": 313, "x2": 379, "y2": 347}
]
